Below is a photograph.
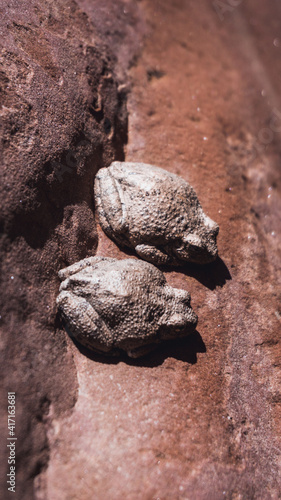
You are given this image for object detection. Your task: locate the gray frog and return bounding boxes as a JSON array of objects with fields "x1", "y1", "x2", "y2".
[
  {"x1": 56, "y1": 256, "x2": 197, "y2": 358},
  {"x1": 94, "y1": 162, "x2": 219, "y2": 266}
]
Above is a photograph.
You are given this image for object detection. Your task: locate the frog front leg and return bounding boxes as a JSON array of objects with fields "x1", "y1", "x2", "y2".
[
  {"x1": 95, "y1": 168, "x2": 128, "y2": 239},
  {"x1": 135, "y1": 243, "x2": 171, "y2": 265},
  {"x1": 56, "y1": 290, "x2": 114, "y2": 354}
]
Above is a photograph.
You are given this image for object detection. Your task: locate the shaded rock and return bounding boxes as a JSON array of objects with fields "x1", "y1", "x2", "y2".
[
  {"x1": 40, "y1": 1, "x2": 281, "y2": 499},
  {"x1": 0, "y1": 0, "x2": 137, "y2": 498}
]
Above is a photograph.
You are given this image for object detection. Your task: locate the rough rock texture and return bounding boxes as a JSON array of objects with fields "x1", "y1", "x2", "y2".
[
  {"x1": 0, "y1": 0, "x2": 140, "y2": 498},
  {"x1": 1, "y1": 0, "x2": 281, "y2": 499}
]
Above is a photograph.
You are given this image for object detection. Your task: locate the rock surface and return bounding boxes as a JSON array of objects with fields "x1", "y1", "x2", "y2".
[
  {"x1": 1, "y1": 0, "x2": 281, "y2": 499},
  {"x1": 0, "y1": 0, "x2": 135, "y2": 498}
]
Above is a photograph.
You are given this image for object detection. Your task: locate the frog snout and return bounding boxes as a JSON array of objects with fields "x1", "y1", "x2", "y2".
[
  {"x1": 204, "y1": 216, "x2": 219, "y2": 237},
  {"x1": 204, "y1": 223, "x2": 219, "y2": 260},
  {"x1": 207, "y1": 240, "x2": 218, "y2": 259},
  {"x1": 166, "y1": 310, "x2": 198, "y2": 334}
]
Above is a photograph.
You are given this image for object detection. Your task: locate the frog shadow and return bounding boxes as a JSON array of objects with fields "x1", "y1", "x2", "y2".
[
  {"x1": 71, "y1": 329, "x2": 206, "y2": 368},
  {"x1": 161, "y1": 256, "x2": 232, "y2": 290},
  {"x1": 114, "y1": 244, "x2": 231, "y2": 290}
]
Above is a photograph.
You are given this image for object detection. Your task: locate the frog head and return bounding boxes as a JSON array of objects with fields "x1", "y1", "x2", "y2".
[{"x1": 171, "y1": 213, "x2": 219, "y2": 265}]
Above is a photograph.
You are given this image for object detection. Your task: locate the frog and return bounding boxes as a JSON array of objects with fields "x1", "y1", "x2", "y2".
[
  {"x1": 56, "y1": 256, "x2": 197, "y2": 358},
  {"x1": 94, "y1": 162, "x2": 219, "y2": 266}
]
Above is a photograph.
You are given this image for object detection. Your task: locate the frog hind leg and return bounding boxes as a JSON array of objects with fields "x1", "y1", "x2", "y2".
[
  {"x1": 56, "y1": 291, "x2": 115, "y2": 354},
  {"x1": 94, "y1": 168, "x2": 128, "y2": 239},
  {"x1": 135, "y1": 243, "x2": 171, "y2": 265},
  {"x1": 58, "y1": 256, "x2": 114, "y2": 281}
]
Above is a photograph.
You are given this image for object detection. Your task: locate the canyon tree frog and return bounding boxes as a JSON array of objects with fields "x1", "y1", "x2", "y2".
[
  {"x1": 94, "y1": 162, "x2": 219, "y2": 266},
  {"x1": 56, "y1": 256, "x2": 197, "y2": 358}
]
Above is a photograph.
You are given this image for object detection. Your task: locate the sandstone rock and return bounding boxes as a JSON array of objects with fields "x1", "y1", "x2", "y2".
[
  {"x1": 1, "y1": 0, "x2": 281, "y2": 499},
  {"x1": 0, "y1": 0, "x2": 133, "y2": 497}
]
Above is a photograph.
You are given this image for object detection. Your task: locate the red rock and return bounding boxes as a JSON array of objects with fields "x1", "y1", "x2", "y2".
[
  {"x1": 1, "y1": 0, "x2": 281, "y2": 499},
  {"x1": 0, "y1": 0, "x2": 130, "y2": 497}
]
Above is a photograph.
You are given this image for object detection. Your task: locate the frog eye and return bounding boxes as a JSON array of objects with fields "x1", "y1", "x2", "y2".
[
  {"x1": 183, "y1": 234, "x2": 202, "y2": 248},
  {"x1": 166, "y1": 314, "x2": 187, "y2": 330},
  {"x1": 174, "y1": 234, "x2": 202, "y2": 258}
]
